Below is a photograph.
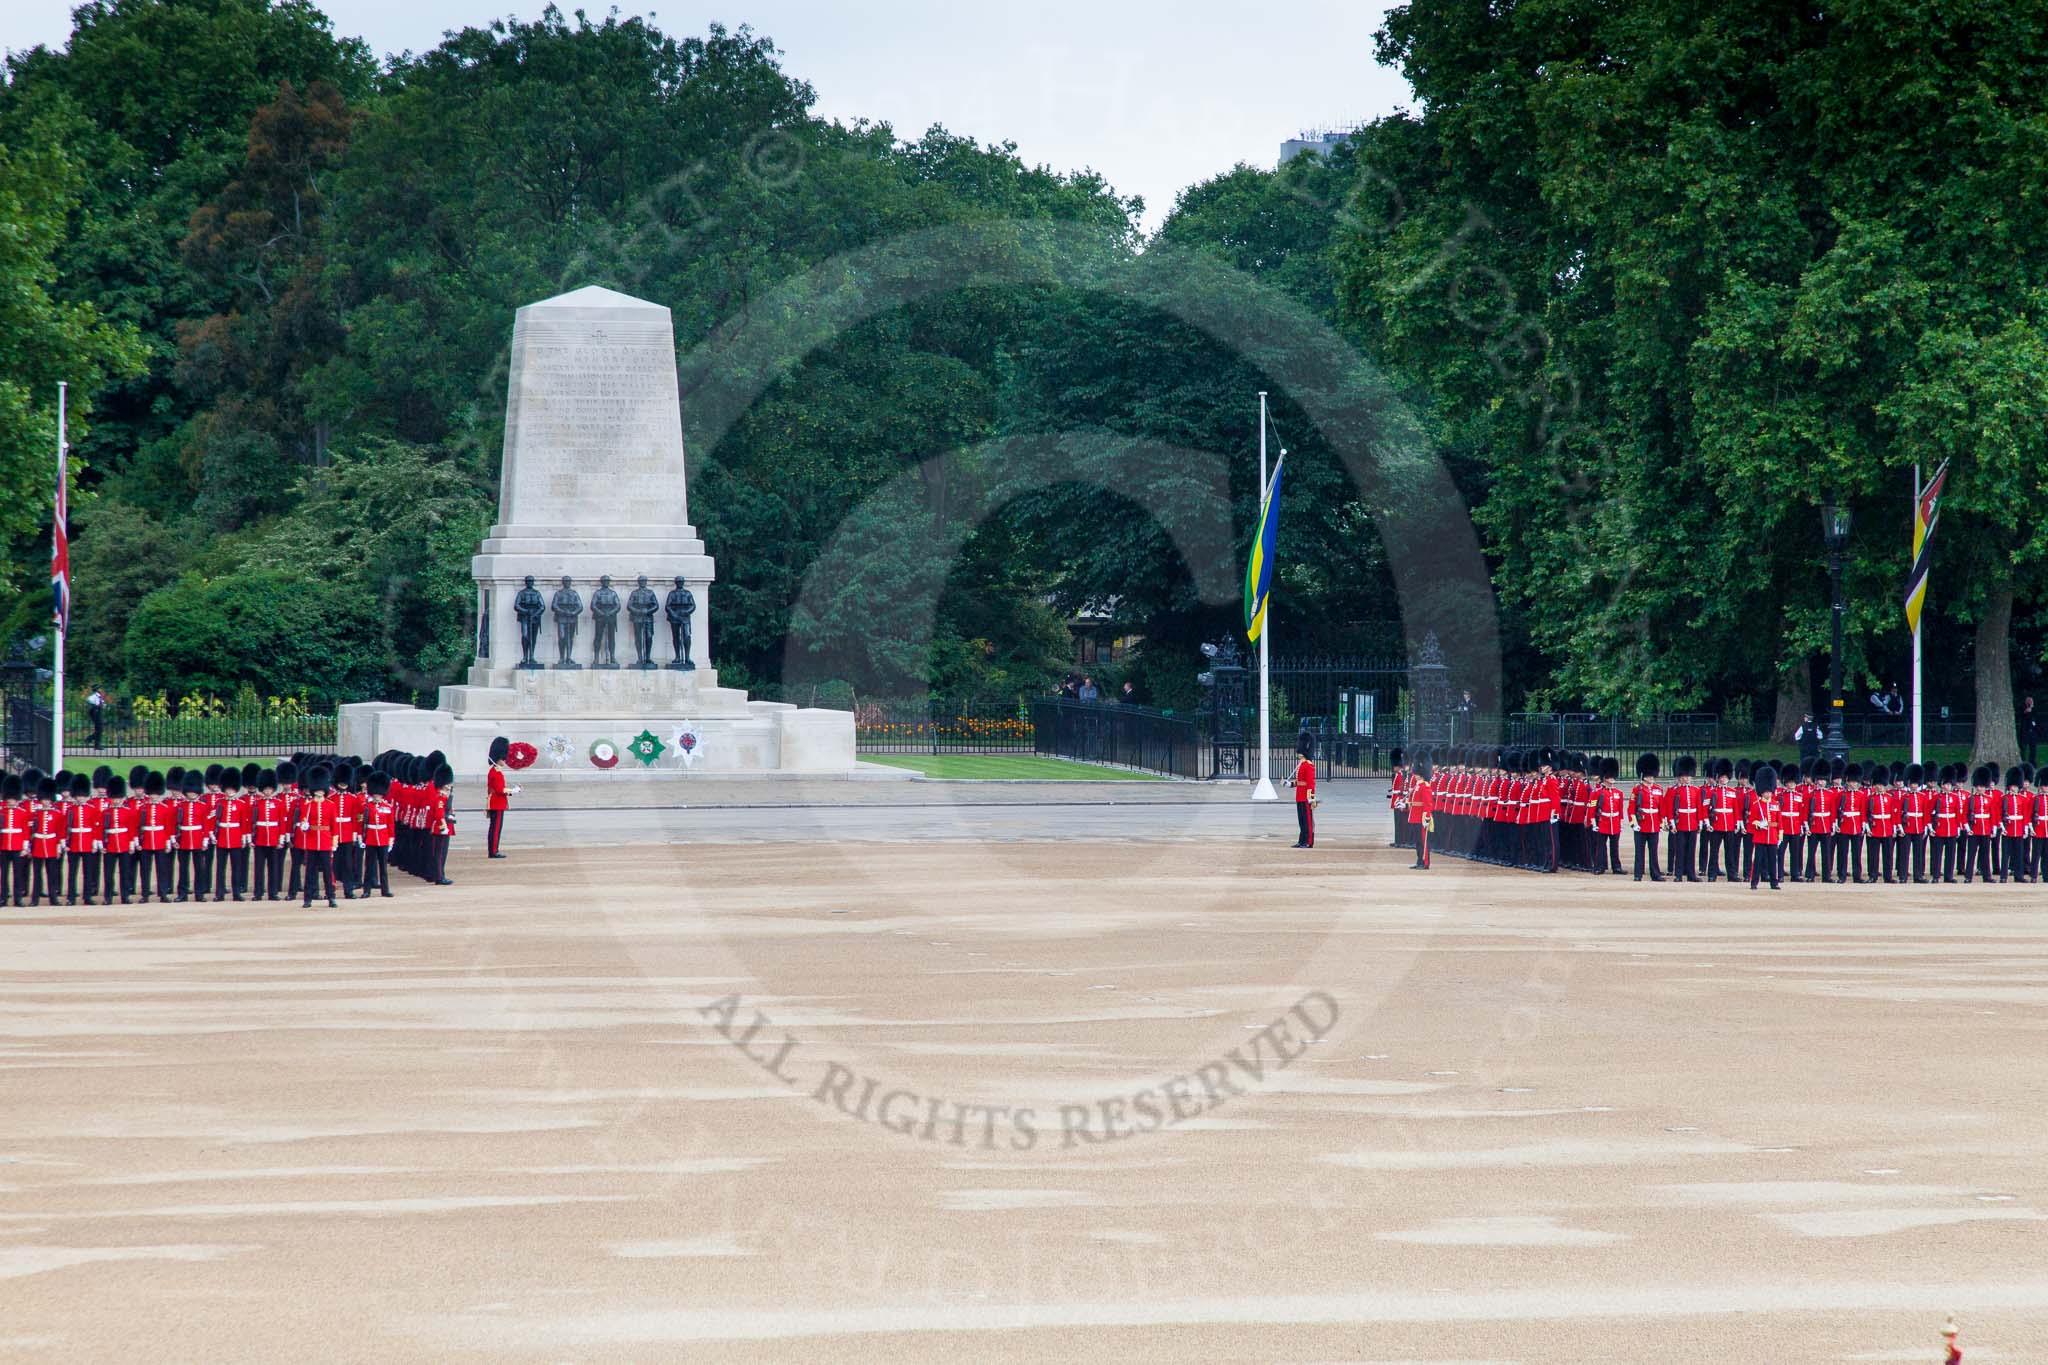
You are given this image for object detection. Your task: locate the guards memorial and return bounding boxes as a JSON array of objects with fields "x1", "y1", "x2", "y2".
[{"x1": 338, "y1": 285, "x2": 857, "y2": 774}]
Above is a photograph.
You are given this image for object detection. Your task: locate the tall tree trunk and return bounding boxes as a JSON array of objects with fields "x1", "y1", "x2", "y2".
[
  {"x1": 1971, "y1": 582, "x2": 2019, "y2": 770},
  {"x1": 1771, "y1": 661, "x2": 1810, "y2": 743}
]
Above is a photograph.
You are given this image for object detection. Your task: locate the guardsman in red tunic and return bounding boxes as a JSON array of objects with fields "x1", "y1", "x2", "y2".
[
  {"x1": 1667, "y1": 756, "x2": 1704, "y2": 883},
  {"x1": 1747, "y1": 764, "x2": 1782, "y2": 890},
  {"x1": 1777, "y1": 765, "x2": 1808, "y2": 883},
  {"x1": 1407, "y1": 755, "x2": 1435, "y2": 870},
  {"x1": 1902, "y1": 763, "x2": 1934, "y2": 883},
  {"x1": 429, "y1": 763, "x2": 457, "y2": 884},
  {"x1": 62, "y1": 772, "x2": 101, "y2": 906},
  {"x1": 487, "y1": 736, "x2": 518, "y2": 859},
  {"x1": 1867, "y1": 772, "x2": 1901, "y2": 884},
  {"x1": 86, "y1": 767, "x2": 115, "y2": 903},
  {"x1": 101, "y1": 776, "x2": 140, "y2": 903},
  {"x1": 1286, "y1": 734, "x2": 1317, "y2": 850},
  {"x1": 2030, "y1": 768, "x2": 2048, "y2": 883},
  {"x1": 1630, "y1": 753, "x2": 1666, "y2": 882},
  {"x1": 27, "y1": 778, "x2": 64, "y2": 906},
  {"x1": 1702, "y1": 759, "x2": 1738, "y2": 881},
  {"x1": 294, "y1": 765, "x2": 339, "y2": 908},
  {"x1": 1932, "y1": 765, "x2": 1965, "y2": 883},
  {"x1": 2000, "y1": 766, "x2": 2033, "y2": 883},
  {"x1": 1964, "y1": 765, "x2": 2001, "y2": 883},
  {"x1": 251, "y1": 770, "x2": 288, "y2": 901},
  {"x1": 362, "y1": 771, "x2": 396, "y2": 897},
  {"x1": 135, "y1": 774, "x2": 174, "y2": 902},
  {"x1": 278, "y1": 760, "x2": 304, "y2": 900},
  {"x1": 1806, "y1": 764, "x2": 1839, "y2": 883},
  {"x1": 0, "y1": 774, "x2": 28, "y2": 906},
  {"x1": 1590, "y1": 757, "x2": 1623, "y2": 874},
  {"x1": 171, "y1": 770, "x2": 211, "y2": 902},
  {"x1": 1387, "y1": 748, "x2": 1410, "y2": 851},
  {"x1": 1836, "y1": 765, "x2": 1869, "y2": 885},
  {"x1": 214, "y1": 767, "x2": 252, "y2": 902},
  {"x1": 337, "y1": 765, "x2": 368, "y2": 896}
]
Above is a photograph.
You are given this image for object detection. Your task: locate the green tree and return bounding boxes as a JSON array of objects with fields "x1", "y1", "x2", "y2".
[{"x1": 122, "y1": 567, "x2": 385, "y2": 699}]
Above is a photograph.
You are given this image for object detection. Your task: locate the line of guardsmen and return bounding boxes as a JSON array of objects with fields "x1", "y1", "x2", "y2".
[
  {"x1": 1388, "y1": 746, "x2": 2048, "y2": 888},
  {"x1": 0, "y1": 749, "x2": 457, "y2": 910}
]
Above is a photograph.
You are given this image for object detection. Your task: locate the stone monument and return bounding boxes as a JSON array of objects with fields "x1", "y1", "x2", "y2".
[{"x1": 337, "y1": 285, "x2": 856, "y2": 775}]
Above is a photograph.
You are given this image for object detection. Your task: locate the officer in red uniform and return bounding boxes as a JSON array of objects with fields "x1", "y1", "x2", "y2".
[
  {"x1": 1408, "y1": 754, "x2": 1435, "y2": 870},
  {"x1": 0, "y1": 774, "x2": 28, "y2": 906},
  {"x1": 1964, "y1": 765, "x2": 2001, "y2": 883},
  {"x1": 1700, "y1": 759, "x2": 1736, "y2": 881},
  {"x1": 1837, "y1": 764, "x2": 1869, "y2": 885},
  {"x1": 1667, "y1": 756, "x2": 1704, "y2": 883},
  {"x1": 63, "y1": 772, "x2": 101, "y2": 906},
  {"x1": 251, "y1": 770, "x2": 288, "y2": 901},
  {"x1": 100, "y1": 776, "x2": 139, "y2": 904},
  {"x1": 487, "y1": 736, "x2": 518, "y2": 859},
  {"x1": 1777, "y1": 763, "x2": 1808, "y2": 883},
  {"x1": 27, "y1": 778, "x2": 64, "y2": 906},
  {"x1": 1806, "y1": 764, "x2": 1839, "y2": 883},
  {"x1": 1867, "y1": 769, "x2": 1901, "y2": 884},
  {"x1": 1286, "y1": 733, "x2": 1317, "y2": 850},
  {"x1": 136, "y1": 774, "x2": 174, "y2": 903},
  {"x1": 429, "y1": 762, "x2": 457, "y2": 884},
  {"x1": 1747, "y1": 763, "x2": 1782, "y2": 890},
  {"x1": 1591, "y1": 757, "x2": 1623, "y2": 874},
  {"x1": 278, "y1": 759, "x2": 303, "y2": 899},
  {"x1": 1387, "y1": 748, "x2": 1410, "y2": 851},
  {"x1": 362, "y1": 771, "x2": 396, "y2": 897},
  {"x1": 1931, "y1": 765, "x2": 1964, "y2": 883},
  {"x1": 172, "y1": 771, "x2": 211, "y2": 902},
  {"x1": 294, "y1": 765, "x2": 339, "y2": 908},
  {"x1": 1629, "y1": 753, "x2": 1665, "y2": 882},
  {"x1": 2000, "y1": 766, "x2": 2032, "y2": 883},
  {"x1": 1901, "y1": 763, "x2": 1933, "y2": 883},
  {"x1": 212, "y1": 767, "x2": 251, "y2": 902},
  {"x1": 87, "y1": 766, "x2": 115, "y2": 903}
]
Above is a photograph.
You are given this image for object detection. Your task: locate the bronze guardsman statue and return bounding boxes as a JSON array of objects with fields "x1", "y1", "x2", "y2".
[
  {"x1": 590, "y1": 574, "x2": 623, "y2": 669},
  {"x1": 513, "y1": 575, "x2": 546, "y2": 669},
  {"x1": 664, "y1": 576, "x2": 697, "y2": 671},
  {"x1": 550, "y1": 575, "x2": 583, "y2": 669},
  {"x1": 627, "y1": 575, "x2": 660, "y2": 669}
]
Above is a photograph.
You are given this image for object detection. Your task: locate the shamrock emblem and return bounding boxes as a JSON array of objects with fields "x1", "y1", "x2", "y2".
[{"x1": 628, "y1": 730, "x2": 666, "y2": 766}]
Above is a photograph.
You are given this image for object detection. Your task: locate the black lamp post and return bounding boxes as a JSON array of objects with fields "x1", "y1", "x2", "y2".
[{"x1": 1820, "y1": 498, "x2": 1853, "y2": 765}]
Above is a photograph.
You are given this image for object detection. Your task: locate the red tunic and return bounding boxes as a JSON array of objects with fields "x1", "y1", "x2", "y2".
[
  {"x1": 1807, "y1": 786, "x2": 1838, "y2": 836},
  {"x1": 1707, "y1": 783, "x2": 1742, "y2": 833},
  {"x1": 1903, "y1": 788, "x2": 1934, "y2": 835},
  {"x1": 63, "y1": 799, "x2": 101, "y2": 855},
  {"x1": 293, "y1": 795, "x2": 339, "y2": 853},
  {"x1": 1868, "y1": 789, "x2": 1900, "y2": 839},
  {"x1": 0, "y1": 799, "x2": 28, "y2": 854},
  {"x1": 1747, "y1": 791, "x2": 1782, "y2": 844},
  {"x1": 335, "y1": 790, "x2": 363, "y2": 844},
  {"x1": 1837, "y1": 789, "x2": 1868, "y2": 837},
  {"x1": 103, "y1": 800, "x2": 141, "y2": 855},
  {"x1": 362, "y1": 795, "x2": 395, "y2": 848},
  {"x1": 488, "y1": 766, "x2": 509, "y2": 812},
  {"x1": 1934, "y1": 790, "x2": 1966, "y2": 839},
  {"x1": 1967, "y1": 789, "x2": 2002, "y2": 837},
  {"x1": 1292, "y1": 757, "x2": 1315, "y2": 805},
  {"x1": 2001, "y1": 788, "x2": 2033, "y2": 837},
  {"x1": 251, "y1": 794, "x2": 289, "y2": 848},
  {"x1": 1408, "y1": 778, "x2": 1435, "y2": 824},
  {"x1": 1778, "y1": 784, "x2": 1807, "y2": 837},
  {"x1": 1669, "y1": 782, "x2": 1705, "y2": 832},
  {"x1": 28, "y1": 802, "x2": 64, "y2": 859},
  {"x1": 217, "y1": 794, "x2": 253, "y2": 850},
  {"x1": 1630, "y1": 781, "x2": 1666, "y2": 834},
  {"x1": 174, "y1": 796, "x2": 213, "y2": 851},
  {"x1": 137, "y1": 799, "x2": 175, "y2": 853},
  {"x1": 1594, "y1": 786, "x2": 1625, "y2": 836}
]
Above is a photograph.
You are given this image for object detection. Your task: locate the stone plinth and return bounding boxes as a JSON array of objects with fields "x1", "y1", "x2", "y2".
[{"x1": 339, "y1": 283, "x2": 856, "y2": 779}]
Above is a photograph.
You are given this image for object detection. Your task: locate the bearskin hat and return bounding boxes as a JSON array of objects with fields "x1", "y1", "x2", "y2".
[
  {"x1": 241, "y1": 761, "x2": 262, "y2": 788},
  {"x1": 144, "y1": 773, "x2": 165, "y2": 797},
  {"x1": 1973, "y1": 764, "x2": 1993, "y2": 787},
  {"x1": 1387, "y1": 747, "x2": 1405, "y2": 768},
  {"x1": 91, "y1": 764, "x2": 111, "y2": 788},
  {"x1": 1296, "y1": 731, "x2": 1314, "y2": 759},
  {"x1": 367, "y1": 771, "x2": 390, "y2": 797},
  {"x1": 1905, "y1": 762, "x2": 1924, "y2": 784},
  {"x1": 1, "y1": 774, "x2": 19, "y2": 800},
  {"x1": 20, "y1": 766, "x2": 42, "y2": 788},
  {"x1": 37, "y1": 779, "x2": 56, "y2": 800},
  {"x1": 1635, "y1": 752, "x2": 1659, "y2": 779},
  {"x1": 220, "y1": 767, "x2": 241, "y2": 793},
  {"x1": 2007, "y1": 765, "x2": 2025, "y2": 789},
  {"x1": 1414, "y1": 753, "x2": 1434, "y2": 780},
  {"x1": 1674, "y1": 754, "x2": 1696, "y2": 778},
  {"x1": 127, "y1": 764, "x2": 149, "y2": 792},
  {"x1": 304, "y1": 765, "x2": 331, "y2": 794},
  {"x1": 434, "y1": 762, "x2": 454, "y2": 787},
  {"x1": 1844, "y1": 762, "x2": 1862, "y2": 782},
  {"x1": 203, "y1": 763, "x2": 223, "y2": 786},
  {"x1": 182, "y1": 770, "x2": 203, "y2": 796},
  {"x1": 165, "y1": 765, "x2": 184, "y2": 787},
  {"x1": 52, "y1": 769, "x2": 71, "y2": 789},
  {"x1": 257, "y1": 768, "x2": 277, "y2": 791},
  {"x1": 105, "y1": 776, "x2": 126, "y2": 800},
  {"x1": 489, "y1": 736, "x2": 511, "y2": 764},
  {"x1": 1890, "y1": 761, "x2": 1907, "y2": 783},
  {"x1": 69, "y1": 772, "x2": 90, "y2": 798},
  {"x1": 1754, "y1": 762, "x2": 1778, "y2": 793},
  {"x1": 1736, "y1": 758, "x2": 1753, "y2": 780},
  {"x1": 1601, "y1": 755, "x2": 1620, "y2": 780}
]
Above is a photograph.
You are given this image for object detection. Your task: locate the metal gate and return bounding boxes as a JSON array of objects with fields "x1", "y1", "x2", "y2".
[{"x1": 1, "y1": 657, "x2": 52, "y2": 775}]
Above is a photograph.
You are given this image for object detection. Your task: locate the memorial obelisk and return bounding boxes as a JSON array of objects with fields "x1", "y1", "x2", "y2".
[{"x1": 337, "y1": 285, "x2": 856, "y2": 775}]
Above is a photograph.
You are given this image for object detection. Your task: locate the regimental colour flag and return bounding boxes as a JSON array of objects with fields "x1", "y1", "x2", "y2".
[
  {"x1": 1243, "y1": 452, "x2": 1285, "y2": 644},
  {"x1": 51, "y1": 426, "x2": 69, "y2": 637},
  {"x1": 1903, "y1": 459, "x2": 1950, "y2": 635}
]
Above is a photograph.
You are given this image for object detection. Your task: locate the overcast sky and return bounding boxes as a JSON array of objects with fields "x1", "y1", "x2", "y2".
[{"x1": 3, "y1": 0, "x2": 1412, "y2": 232}]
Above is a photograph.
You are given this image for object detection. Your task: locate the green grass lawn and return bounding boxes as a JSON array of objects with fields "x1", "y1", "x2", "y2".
[
  {"x1": 861, "y1": 754, "x2": 1163, "y2": 781},
  {"x1": 49, "y1": 755, "x2": 294, "y2": 781}
]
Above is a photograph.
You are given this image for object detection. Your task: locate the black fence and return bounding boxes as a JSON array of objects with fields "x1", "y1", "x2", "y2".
[
  {"x1": 854, "y1": 700, "x2": 1034, "y2": 754},
  {"x1": 1032, "y1": 698, "x2": 1204, "y2": 778},
  {"x1": 59, "y1": 711, "x2": 337, "y2": 757}
]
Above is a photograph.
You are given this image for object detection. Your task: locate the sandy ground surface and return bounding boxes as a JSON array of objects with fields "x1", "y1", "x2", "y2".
[{"x1": 4, "y1": 783, "x2": 2046, "y2": 1362}]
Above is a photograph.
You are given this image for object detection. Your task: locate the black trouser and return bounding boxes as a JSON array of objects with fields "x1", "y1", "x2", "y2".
[
  {"x1": 288, "y1": 846, "x2": 304, "y2": 897},
  {"x1": 219, "y1": 846, "x2": 248, "y2": 899},
  {"x1": 432, "y1": 835, "x2": 451, "y2": 882},
  {"x1": 1667, "y1": 829, "x2": 1689, "y2": 880},
  {"x1": 1294, "y1": 803, "x2": 1312, "y2": 847},
  {"x1": 1633, "y1": 831, "x2": 1662, "y2": 880},
  {"x1": 0, "y1": 850, "x2": 14, "y2": 904},
  {"x1": 66, "y1": 851, "x2": 90, "y2": 903},
  {"x1": 88, "y1": 710, "x2": 102, "y2": 747},
  {"x1": 301, "y1": 850, "x2": 335, "y2": 905},
  {"x1": 2002, "y1": 834, "x2": 2027, "y2": 880},
  {"x1": 253, "y1": 846, "x2": 283, "y2": 899},
  {"x1": 1749, "y1": 839, "x2": 1780, "y2": 888},
  {"x1": 30, "y1": 856, "x2": 58, "y2": 904},
  {"x1": 1906, "y1": 832, "x2": 1926, "y2": 880},
  {"x1": 1874, "y1": 837, "x2": 1894, "y2": 882},
  {"x1": 488, "y1": 809, "x2": 504, "y2": 856},
  {"x1": 175, "y1": 847, "x2": 200, "y2": 898},
  {"x1": 111, "y1": 851, "x2": 135, "y2": 901},
  {"x1": 1933, "y1": 836, "x2": 1955, "y2": 880},
  {"x1": 363, "y1": 845, "x2": 391, "y2": 895},
  {"x1": 1965, "y1": 833, "x2": 1994, "y2": 881},
  {"x1": 147, "y1": 848, "x2": 173, "y2": 899}
]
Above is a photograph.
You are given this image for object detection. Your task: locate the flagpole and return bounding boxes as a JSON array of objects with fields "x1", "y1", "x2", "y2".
[
  {"x1": 1911, "y1": 463, "x2": 1922, "y2": 768},
  {"x1": 52, "y1": 382, "x2": 67, "y2": 773},
  {"x1": 1252, "y1": 391, "x2": 1277, "y2": 801}
]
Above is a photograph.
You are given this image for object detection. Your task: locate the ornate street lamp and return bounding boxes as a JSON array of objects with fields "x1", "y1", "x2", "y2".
[{"x1": 1821, "y1": 498, "x2": 1853, "y2": 765}]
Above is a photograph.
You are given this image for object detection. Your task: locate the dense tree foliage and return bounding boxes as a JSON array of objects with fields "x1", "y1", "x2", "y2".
[{"x1": 1, "y1": 0, "x2": 2042, "y2": 753}]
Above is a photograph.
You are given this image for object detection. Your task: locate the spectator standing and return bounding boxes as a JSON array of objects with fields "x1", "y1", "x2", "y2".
[
  {"x1": 1454, "y1": 689, "x2": 1477, "y2": 740},
  {"x1": 2023, "y1": 697, "x2": 2040, "y2": 767},
  {"x1": 1792, "y1": 712, "x2": 1824, "y2": 765},
  {"x1": 1078, "y1": 676, "x2": 1099, "y2": 701},
  {"x1": 85, "y1": 685, "x2": 107, "y2": 748},
  {"x1": 1119, "y1": 680, "x2": 1140, "y2": 705}
]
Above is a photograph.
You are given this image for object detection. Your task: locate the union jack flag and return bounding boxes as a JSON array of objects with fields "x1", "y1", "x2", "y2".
[{"x1": 51, "y1": 429, "x2": 68, "y2": 636}]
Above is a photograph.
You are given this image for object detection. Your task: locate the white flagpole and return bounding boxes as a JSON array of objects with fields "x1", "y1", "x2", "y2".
[
  {"x1": 52, "y1": 382, "x2": 66, "y2": 772},
  {"x1": 1911, "y1": 463, "x2": 1922, "y2": 767},
  {"x1": 1252, "y1": 391, "x2": 1277, "y2": 801}
]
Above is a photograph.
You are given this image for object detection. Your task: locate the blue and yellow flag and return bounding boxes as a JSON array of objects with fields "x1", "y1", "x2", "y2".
[{"x1": 1243, "y1": 453, "x2": 1285, "y2": 643}]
